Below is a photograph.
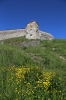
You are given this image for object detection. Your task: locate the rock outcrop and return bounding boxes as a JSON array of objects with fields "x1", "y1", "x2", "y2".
[{"x1": 0, "y1": 21, "x2": 54, "y2": 40}]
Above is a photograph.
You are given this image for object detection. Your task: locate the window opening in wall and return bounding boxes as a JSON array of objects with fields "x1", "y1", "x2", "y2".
[{"x1": 30, "y1": 34, "x2": 32, "y2": 36}]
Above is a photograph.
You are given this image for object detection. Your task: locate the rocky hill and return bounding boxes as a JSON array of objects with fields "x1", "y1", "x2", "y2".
[{"x1": 0, "y1": 21, "x2": 54, "y2": 40}]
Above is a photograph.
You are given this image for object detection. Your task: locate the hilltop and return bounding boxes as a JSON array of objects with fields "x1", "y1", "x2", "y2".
[{"x1": 0, "y1": 21, "x2": 54, "y2": 40}]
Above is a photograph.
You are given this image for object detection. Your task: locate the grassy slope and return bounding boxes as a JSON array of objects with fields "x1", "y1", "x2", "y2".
[
  {"x1": 0, "y1": 37, "x2": 66, "y2": 99},
  {"x1": 0, "y1": 37, "x2": 66, "y2": 82}
]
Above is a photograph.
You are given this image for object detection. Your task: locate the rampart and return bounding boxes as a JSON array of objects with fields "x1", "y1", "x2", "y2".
[
  {"x1": 0, "y1": 29, "x2": 26, "y2": 40},
  {"x1": 0, "y1": 21, "x2": 54, "y2": 40}
]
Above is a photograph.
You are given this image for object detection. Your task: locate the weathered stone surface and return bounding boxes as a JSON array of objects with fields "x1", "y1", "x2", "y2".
[
  {"x1": 25, "y1": 21, "x2": 40, "y2": 39},
  {"x1": 39, "y1": 30, "x2": 54, "y2": 40},
  {"x1": 0, "y1": 20, "x2": 54, "y2": 40},
  {"x1": 25, "y1": 21, "x2": 54, "y2": 40},
  {"x1": 22, "y1": 40, "x2": 40, "y2": 47},
  {"x1": 0, "y1": 29, "x2": 25, "y2": 40}
]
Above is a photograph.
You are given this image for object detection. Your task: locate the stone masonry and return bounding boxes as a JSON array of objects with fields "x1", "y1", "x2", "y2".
[{"x1": 0, "y1": 21, "x2": 54, "y2": 40}]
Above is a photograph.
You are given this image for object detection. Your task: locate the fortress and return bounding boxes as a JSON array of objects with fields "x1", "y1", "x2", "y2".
[{"x1": 0, "y1": 21, "x2": 54, "y2": 40}]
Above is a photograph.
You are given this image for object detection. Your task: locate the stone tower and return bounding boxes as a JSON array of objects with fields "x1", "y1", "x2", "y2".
[
  {"x1": 25, "y1": 21, "x2": 54, "y2": 40},
  {"x1": 25, "y1": 21, "x2": 40, "y2": 39}
]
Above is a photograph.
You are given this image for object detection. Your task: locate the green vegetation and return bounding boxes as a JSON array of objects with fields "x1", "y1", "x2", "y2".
[
  {"x1": 0, "y1": 37, "x2": 66, "y2": 99},
  {"x1": 0, "y1": 66, "x2": 65, "y2": 100}
]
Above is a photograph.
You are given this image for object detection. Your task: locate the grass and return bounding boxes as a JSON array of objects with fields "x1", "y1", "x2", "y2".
[
  {"x1": 0, "y1": 36, "x2": 66, "y2": 99},
  {"x1": 0, "y1": 66, "x2": 66, "y2": 100}
]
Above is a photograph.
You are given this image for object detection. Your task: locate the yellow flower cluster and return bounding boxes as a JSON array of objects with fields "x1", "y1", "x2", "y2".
[
  {"x1": 36, "y1": 71, "x2": 55, "y2": 90},
  {"x1": 15, "y1": 67, "x2": 30, "y2": 79},
  {"x1": 42, "y1": 71, "x2": 55, "y2": 89},
  {"x1": 0, "y1": 66, "x2": 64, "y2": 100}
]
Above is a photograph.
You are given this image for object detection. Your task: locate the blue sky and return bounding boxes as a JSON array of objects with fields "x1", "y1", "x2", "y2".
[{"x1": 0, "y1": 0, "x2": 66, "y2": 39}]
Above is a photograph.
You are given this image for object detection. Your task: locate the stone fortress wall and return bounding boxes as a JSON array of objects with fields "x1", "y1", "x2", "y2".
[
  {"x1": 0, "y1": 21, "x2": 54, "y2": 40},
  {"x1": 0, "y1": 29, "x2": 26, "y2": 40}
]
